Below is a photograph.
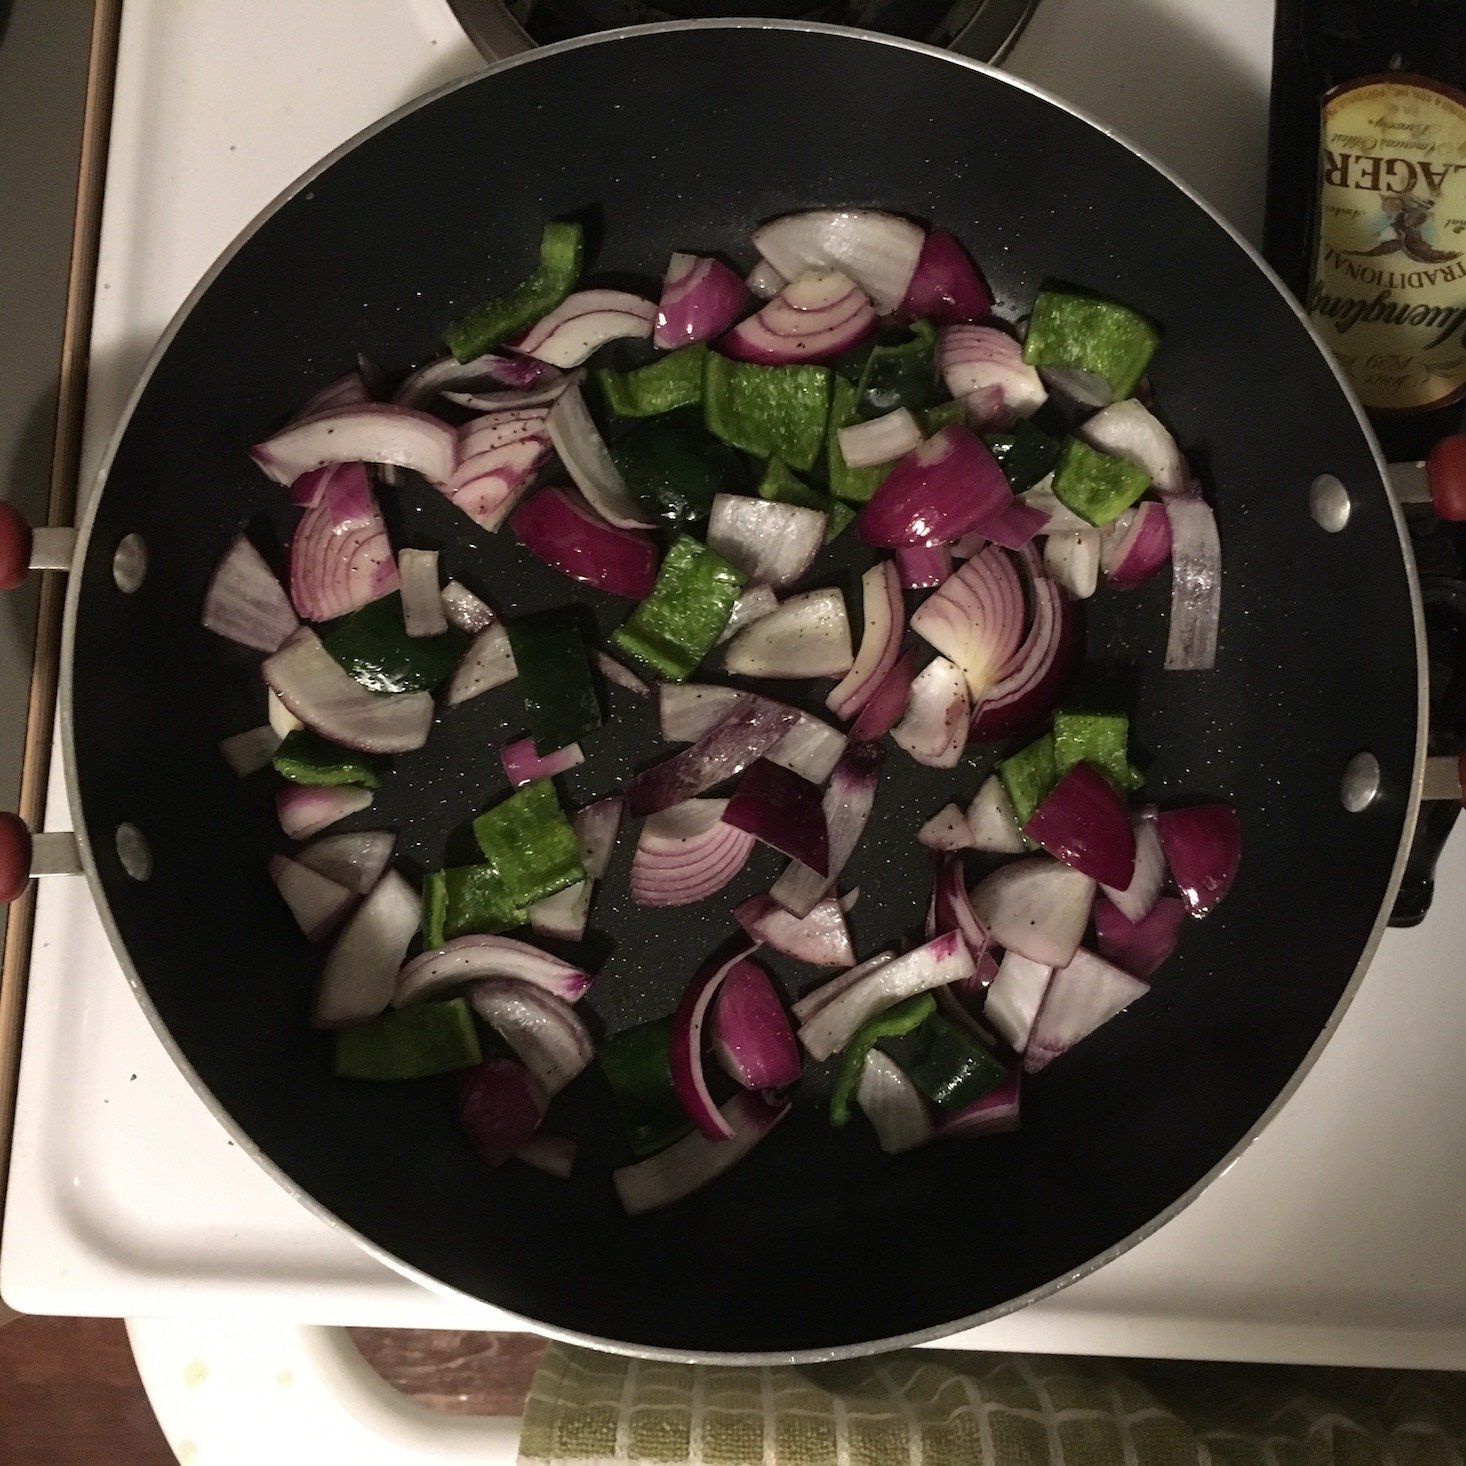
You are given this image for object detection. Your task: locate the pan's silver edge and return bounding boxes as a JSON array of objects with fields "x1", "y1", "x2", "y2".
[{"x1": 59, "y1": 17, "x2": 1428, "y2": 1367}]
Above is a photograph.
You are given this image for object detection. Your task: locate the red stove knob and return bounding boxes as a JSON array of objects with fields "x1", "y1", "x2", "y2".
[
  {"x1": 0, "y1": 813, "x2": 33, "y2": 903},
  {"x1": 0, "y1": 503, "x2": 33, "y2": 591}
]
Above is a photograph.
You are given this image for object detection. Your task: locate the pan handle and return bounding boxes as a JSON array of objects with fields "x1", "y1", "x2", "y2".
[
  {"x1": 0, "y1": 816, "x2": 81, "y2": 902},
  {"x1": 0, "y1": 503, "x2": 75, "y2": 587},
  {"x1": 1389, "y1": 436, "x2": 1466, "y2": 521}
]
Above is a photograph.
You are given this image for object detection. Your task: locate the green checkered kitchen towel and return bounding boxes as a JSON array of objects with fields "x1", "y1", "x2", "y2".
[{"x1": 518, "y1": 1345, "x2": 1466, "y2": 1466}]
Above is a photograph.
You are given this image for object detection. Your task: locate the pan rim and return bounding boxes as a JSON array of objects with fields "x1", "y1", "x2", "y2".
[{"x1": 58, "y1": 17, "x2": 1427, "y2": 1364}]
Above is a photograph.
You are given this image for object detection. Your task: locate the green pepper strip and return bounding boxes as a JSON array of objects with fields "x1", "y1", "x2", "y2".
[
  {"x1": 702, "y1": 353, "x2": 831, "y2": 472},
  {"x1": 272, "y1": 728, "x2": 384, "y2": 789},
  {"x1": 1053, "y1": 710, "x2": 1144, "y2": 792},
  {"x1": 1021, "y1": 285, "x2": 1161, "y2": 401},
  {"x1": 920, "y1": 400, "x2": 967, "y2": 435},
  {"x1": 599, "y1": 1018, "x2": 693, "y2": 1158},
  {"x1": 984, "y1": 418, "x2": 1065, "y2": 492},
  {"x1": 321, "y1": 593, "x2": 467, "y2": 694},
  {"x1": 472, "y1": 779, "x2": 585, "y2": 911},
  {"x1": 1051, "y1": 438, "x2": 1151, "y2": 527},
  {"x1": 826, "y1": 377, "x2": 891, "y2": 505},
  {"x1": 444, "y1": 220, "x2": 584, "y2": 363},
  {"x1": 423, "y1": 863, "x2": 529, "y2": 947},
  {"x1": 505, "y1": 608, "x2": 602, "y2": 754},
  {"x1": 334, "y1": 998, "x2": 483, "y2": 1081},
  {"x1": 829, "y1": 993, "x2": 937, "y2": 1127},
  {"x1": 757, "y1": 456, "x2": 854, "y2": 542},
  {"x1": 850, "y1": 319, "x2": 940, "y2": 416},
  {"x1": 597, "y1": 345, "x2": 707, "y2": 418},
  {"x1": 611, "y1": 533, "x2": 746, "y2": 682},
  {"x1": 999, "y1": 732, "x2": 1058, "y2": 830},
  {"x1": 902, "y1": 1013, "x2": 1007, "y2": 1111}
]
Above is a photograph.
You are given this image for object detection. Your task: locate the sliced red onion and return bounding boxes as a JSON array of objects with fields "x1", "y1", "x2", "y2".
[
  {"x1": 627, "y1": 694, "x2": 799, "y2": 816},
  {"x1": 983, "y1": 950, "x2": 1054, "y2": 1053},
  {"x1": 516, "y1": 1133, "x2": 576, "y2": 1178},
  {"x1": 669, "y1": 942, "x2": 762, "y2": 1139},
  {"x1": 939, "y1": 1061, "x2": 1021, "y2": 1138},
  {"x1": 629, "y1": 798, "x2": 754, "y2": 907},
  {"x1": 1025, "y1": 948, "x2": 1148, "y2": 1073},
  {"x1": 710, "y1": 959, "x2": 801, "y2": 1090},
  {"x1": 514, "y1": 289, "x2": 656, "y2": 368},
  {"x1": 1100, "y1": 809, "x2": 1164, "y2": 922},
  {"x1": 1101, "y1": 501, "x2": 1173, "y2": 590},
  {"x1": 312, "y1": 870, "x2": 420, "y2": 1028},
  {"x1": 287, "y1": 463, "x2": 398, "y2": 623},
  {"x1": 1095, "y1": 893, "x2": 1186, "y2": 978},
  {"x1": 398, "y1": 548, "x2": 446, "y2": 638},
  {"x1": 441, "y1": 580, "x2": 495, "y2": 635},
  {"x1": 790, "y1": 951, "x2": 894, "y2": 1024},
  {"x1": 938, "y1": 325, "x2": 1047, "y2": 422},
  {"x1": 443, "y1": 624, "x2": 517, "y2": 706},
  {"x1": 733, "y1": 893, "x2": 853, "y2": 967},
  {"x1": 752, "y1": 209, "x2": 924, "y2": 314},
  {"x1": 501, "y1": 736, "x2": 583, "y2": 787},
  {"x1": 1044, "y1": 528, "x2": 1102, "y2": 599},
  {"x1": 857, "y1": 426, "x2": 1013, "y2": 548},
  {"x1": 724, "y1": 588, "x2": 852, "y2": 679},
  {"x1": 264, "y1": 629, "x2": 434, "y2": 754},
  {"x1": 396, "y1": 935, "x2": 592, "y2": 1007},
  {"x1": 848, "y1": 647, "x2": 918, "y2": 742},
  {"x1": 394, "y1": 350, "x2": 560, "y2": 412},
  {"x1": 528, "y1": 797, "x2": 623, "y2": 942},
  {"x1": 613, "y1": 1090, "x2": 788, "y2": 1215},
  {"x1": 218, "y1": 724, "x2": 281, "y2": 777},
  {"x1": 1081, "y1": 399, "x2": 1188, "y2": 495},
  {"x1": 827, "y1": 561, "x2": 904, "y2": 721},
  {"x1": 1020, "y1": 483, "x2": 1090, "y2": 535},
  {"x1": 442, "y1": 407, "x2": 552, "y2": 532},
  {"x1": 458, "y1": 1061, "x2": 546, "y2": 1170},
  {"x1": 716, "y1": 584, "x2": 780, "y2": 645},
  {"x1": 745, "y1": 259, "x2": 786, "y2": 300},
  {"x1": 276, "y1": 783, "x2": 374, "y2": 841},
  {"x1": 918, "y1": 803, "x2": 976, "y2": 852},
  {"x1": 547, "y1": 385, "x2": 657, "y2": 531},
  {"x1": 723, "y1": 759, "x2": 828, "y2": 873},
  {"x1": 287, "y1": 465, "x2": 333, "y2": 510},
  {"x1": 654, "y1": 252, "x2": 749, "y2": 349},
  {"x1": 896, "y1": 228, "x2": 993, "y2": 327},
  {"x1": 1023, "y1": 761, "x2": 1137, "y2": 889},
  {"x1": 1163, "y1": 494, "x2": 1221, "y2": 671},
  {"x1": 931, "y1": 854, "x2": 990, "y2": 962},
  {"x1": 770, "y1": 741, "x2": 885, "y2": 917},
  {"x1": 969, "y1": 578, "x2": 1083, "y2": 742},
  {"x1": 837, "y1": 407, "x2": 923, "y2": 469},
  {"x1": 593, "y1": 649, "x2": 650, "y2": 696},
  {"x1": 658, "y1": 684, "x2": 846, "y2": 785},
  {"x1": 798, "y1": 930, "x2": 975, "y2": 1062},
  {"x1": 268, "y1": 853, "x2": 356, "y2": 943},
  {"x1": 511, "y1": 485, "x2": 659, "y2": 599},
  {"x1": 856, "y1": 1051, "x2": 935, "y2": 1154},
  {"x1": 295, "y1": 830, "x2": 396, "y2": 895},
  {"x1": 981, "y1": 500, "x2": 1048, "y2": 552},
  {"x1": 892, "y1": 656, "x2": 969, "y2": 768},
  {"x1": 706, "y1": 495, "x2": 825, "y2": 592},
  {"x1": 966, "y1": 776, "x2": 1026, "y2": 854},
  {"x1": 893, "y1": 543, "x2": 951, "y2": 591},
  {"x1": 292, "y1": 368, "x2": 372, "y2": 423},
  {"x1": 910, "y1": 545, "x2": 1025, "y2": 700},
  {"x1": 1156, "y1": 802, "x2": 1240, "y2": 916},
  {"x1": 202, "y1": 534, "x2": 299, "y2": 652},
  {"x1": 969, "y1": 856, "x2": 1095, "y2": 969},
  {"x1": 250, "y1": 404, "x2": 456, "y2": 487},
  {"x1": 467, "y1": 979, "x2": 594, "y2": 1098},
  {"x1": 441, "y1": 369, "x2": 580, "y2": 414}
]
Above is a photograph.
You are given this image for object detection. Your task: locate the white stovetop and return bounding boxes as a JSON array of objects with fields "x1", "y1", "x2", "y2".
[{"x1": 6, "y1": 0, "x2": 1466, "y2": 1368}]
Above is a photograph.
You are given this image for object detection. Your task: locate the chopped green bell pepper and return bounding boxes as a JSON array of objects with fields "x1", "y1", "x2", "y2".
[
  {"x1": 423, "y1": 863, "x2": 529, "y2": 947},
  {"x1": 920, "y1": 399, "x2": 967, "y2": 435},
  {"x1": 1053, "y1": 710, "x2": 1144, "y2": 792},
  {"x1": 505, "y1": 608, "x2": 602, "y2": 754},
  {"x1": 611, "y1": 409, "x2": 746, "y2": 527},
  {"x1": 900, "y1": 1014, "x2": 1007, "y2": 1111},
  {"x1": 1052, "y1": 438, "x2": 1151, "y2": 527},
  {"x1": 272, "y1": 729, "x2": 385, "y2": 789},
  {"x1": 999, "y1": 732, "x2": 1058, "y2": 830},
  {"x1": 610, "y1": 533, "x2": 745, "y2": 681},
  {"x1": 1022, "y1": 284, "x2": 1160, "y2": 401},
  {"x1": 985, "y1": 418, "x2": 1065, "y2": 492},
  {"x1": 702, "y1": 353, "x2": 831, "y2": 471},
  {"x1": 443, "y1": 220, "x2": 584, "y2": 363},
  {"x1": 321, "y1": 594, "x2": 467, "y2": 694},
  {"x1": 472, "y1": 779, "x2": 585, "y2": 911},
  {"x1": 826, "y1": 376, "x2": 891, "y2": 505},
  {"x1": 849, "y1": 320, "x2": 940, "y2": 416},
  {"x1": 334, "y1": 997, "x2": 482, "y2": 1081},
  {"x1": 599, "y1": 1018, "x2": 693, "y2": 1158},
  {"x1": 757, "y1": 456, "x2": 854, "y2": 542},
  {"x1": 829, "y1": 993, "x2": 937, "y2": 1127},
  {"x1": 597, "y1": 345, "x2": 707, "y2": 418}
]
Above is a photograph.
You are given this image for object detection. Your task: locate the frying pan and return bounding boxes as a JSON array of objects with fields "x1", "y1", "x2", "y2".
[{"x1": 0, "y1": 22, "x2": 1442, "y2": 1360}]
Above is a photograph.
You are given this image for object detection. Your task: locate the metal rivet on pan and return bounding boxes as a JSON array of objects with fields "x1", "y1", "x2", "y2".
[
  {"x1": 112, "y1": 533, "x2": 147, "y2": 593},
  {"x1": 1309, "y1": 475, "x2": 1351, "y2": 533},
  {"x1": 115, "y1": 822, "x2": 152, "y2": 880},
  {"x1": 1340, "y1": 752, "x2": 1381, "y2": 813}
]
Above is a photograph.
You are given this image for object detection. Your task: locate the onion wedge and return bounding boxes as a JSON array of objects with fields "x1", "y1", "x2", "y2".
[
  {"x1": 312, "y1": 870, "x2": 420, "y2": 1028},
  {"x1": 969, "y1": 857, "x2": 1095, "y2": 969},
  {"x1": 752, "y1": 209, "x2": 924, "y2": 314},
  {"x1": 711, "y1": 959, "x2": 801, "y2": 1090},
  {"x1": 724, "y1": 588, "x2": 853, "y2": 679},
  {"x1": 856, "y1": 1051, "x2": 935, "y2": 1154},
  {"x1": 515, "y1": 288, "x2": 656, "y2": 368},
  {"x1": 733, "y1": 893, "x2": 854, "y2": 967},
  {"x1": 467, "y1": 979, "x2": 594, "y2": 1097},
  {"x1": 395, "y1": 935, "x2": 592, "y2": 1007},
  {"x1": 1024, "y1": 948, "x2": 1148, "y2": 1073},
  {"x1": 1081, "y1": 399, "x2": 1188, "y2": 495},
  {"x1": 442, "y1": 624, "x2": 517, "y2": 706},
  {"x1": 654, "y1": 252, "x2": 748, "y2": 349},
  {"x1": 918, "y1": 803, "x2": 976, "y2": 852},
  {"x1": 670, "y1": 942, "x2": 762, "y2": 1139},
  {"x1": 295, "y1": 830, "x2": 396, "y2": 895},
  {"x1": 658, "y1": 684, "x2": 846, "y2": 784},
  {"x1": 202, "y1": 534, "x2": 299, "y2": 653},
  {"x1": 1164, "y1": 494, "x2": 1221, "y2": 671},
  {"x1": 857, "y1": 426, "x2": 1012, "y2": 548},
  {"x1": 720, "y1": 268, "x2": 876, "y2": 365},
  {"x1": 268, "y1": 854, "x2": 355, "y2": 943},
  {"x1": 983, "y1": 950, "x2": 1053, "y2": 1053},
  {"x1": 892, "y1": 655, "x2": 969, "y2": 768},
  {"x1": 966, "y1": 777, "x2": 1027, "y2": 854},
  {"x1": 276, "y1": 783, "x2": 373, "y2": 841},
  {"x1": 441, "y1": 407, "x2": 552, "y2": 532},
  {"x1": 547, "y1": 385, "x2": 657, "y2": 530},
  {"x1": 629, "y1": 798, "x2": 754, "y2": 907},
  {"x1": 528, "y1": 798, "x2": 623, "y2": 942},
  {"x1": 511, "y1": 486, "x2": 659, "y2": 599},
  {"x1": 938, "y1": 325, "x2": 1047, "y2": 423},
  {"x1": 250, "y1": 404, "x2": 456, "y2": 488},
  {"x1": 706, "y1": 495, "x2": 826, "y2": 592},
  {"x1": 827, "y1": 561, "x2": 903, "y2": 721},
  {"x1": 910, "y1": 545, "x2": 1026, "y2": 700}
]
